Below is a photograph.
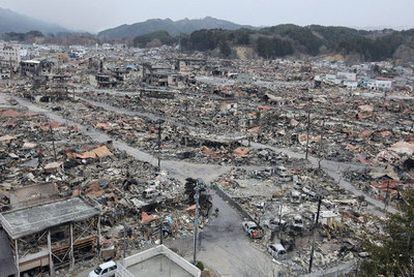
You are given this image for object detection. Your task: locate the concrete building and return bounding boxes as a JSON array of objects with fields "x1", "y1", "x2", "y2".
[
  {"x1": 367, "y1": 79, "x2": 393, "y2": 91},
  {"x1": 118, "y1": 245, "x2": 201, "y2": 277},
  {"x1": 343, "y1": 80, "x2": 358, "y2": 89},
  {"x1": 142, "y1": 63, "x2": 178, "y2": 87},
  {"x1": 337, "y1": 72, "x2": 357, "y2": 82},
  {"x1": 323, "y1": 72, "x2": 358, "y2": 87},
  {"x1": 20, "y1": 60, "x2": 41, "y2": 77},
  {"x1": 0, "y1": 43, "x2": 21, "y2": 70}
]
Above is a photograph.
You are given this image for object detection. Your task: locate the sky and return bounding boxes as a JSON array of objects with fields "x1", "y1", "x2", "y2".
[{"x1": 1, "y1": 0, "x2": 413, "y2": 33}]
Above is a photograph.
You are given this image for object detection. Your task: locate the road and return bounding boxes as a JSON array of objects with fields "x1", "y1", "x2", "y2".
[{"x1": 167, "y1": 190, "x2": 278, "y2": 277}]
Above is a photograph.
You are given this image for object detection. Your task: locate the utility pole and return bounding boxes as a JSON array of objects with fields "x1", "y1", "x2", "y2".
[
  {"x1": 193, "y1": 180, "x2": 203, "y2": 265},
  {"x1": 158, "y1": 123, "x2": 162, "y2": 149},
  {"x1": 277, "y1": 204, "x2": 283, "y2": 239},
  {"x1": 49, "y1": 124, "x2": 57, "y2": 161},
  {"x1": 318, "y1": 119, "x2": 325, "y2": 169},
  {"x1": 309, "y1": 196, "x2": 322, "y2": 273},
  {"x1": 123, "y1": 223, "x2": 127, "y2": 259},
  {"x1": 305, "y1": 109, "x2": 311, "y2": 160},
  {"x1": 156, "y1": 119, "x2": 164, "y2": 150},
  {"x1": 384, "y1": 181, "x2": 390, "y2": 211},
  {"x1": 159, "y1": 216, "x2": 164, "y2": 245},
  {"x1": 155, "y1": 119, "x2": 164, "y2": 172}
]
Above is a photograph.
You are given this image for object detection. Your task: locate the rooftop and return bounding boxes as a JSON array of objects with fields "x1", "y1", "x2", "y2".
[
  {"x1": 21, "y1": 60, "x2": 40, "y2": 64},
  {"x1": 0, "y1": 197, "x2": 100, "y2": 239},
  {"x1": 123, "y1": 245, "x2": 201, "y2": 277}
]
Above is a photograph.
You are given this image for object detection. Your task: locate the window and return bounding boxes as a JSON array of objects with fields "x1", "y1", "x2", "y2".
[{"x1": 94, "y1": 266, "x2": 102, "y2": 274}]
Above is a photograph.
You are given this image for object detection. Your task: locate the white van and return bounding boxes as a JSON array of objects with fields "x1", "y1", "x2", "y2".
[{"x1": 89, "y1": 261, "x2": 118, "y2": 277}]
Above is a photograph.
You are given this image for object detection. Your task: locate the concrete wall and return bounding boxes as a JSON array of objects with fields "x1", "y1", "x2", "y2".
[{"x1": 212, "y1": 185, "x2": 260, "y2": 226}]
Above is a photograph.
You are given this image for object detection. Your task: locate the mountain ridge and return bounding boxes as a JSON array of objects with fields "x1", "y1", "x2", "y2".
[
  {"x1": 0, "y1": 6, "x2": 68, "y2": 34},
  {"x1": 98, "y1": 16, "x2": 253, "y2": 40}
]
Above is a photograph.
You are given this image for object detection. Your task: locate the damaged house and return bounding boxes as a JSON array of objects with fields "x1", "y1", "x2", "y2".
[{"x1": 0, "y1": 190, "x2": 100, "y2": 277}]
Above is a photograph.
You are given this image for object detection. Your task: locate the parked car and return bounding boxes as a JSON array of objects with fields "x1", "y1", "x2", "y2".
[
  {"x1": 276, "y1": 166, "x2": 291, "y2": 182},
  {"x1": 242, "y1": 221, "x2": 264, "y2": 239},
  {"x1": 89, "y1": 261, "x2": 117, "y2": 277},
  {"x1": 267, "y1": 243, "x2": 287, "y2": 259}
]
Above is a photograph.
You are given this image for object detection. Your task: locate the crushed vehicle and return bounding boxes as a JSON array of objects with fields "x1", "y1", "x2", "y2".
[{"x1": 242, "y1": 221, "x2": 264, "y2": 239}]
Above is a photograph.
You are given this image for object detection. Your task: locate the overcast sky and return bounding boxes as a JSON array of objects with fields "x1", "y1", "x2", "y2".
[{"x1": 1, "y1": 0, "x2": 413, "y2": 32}]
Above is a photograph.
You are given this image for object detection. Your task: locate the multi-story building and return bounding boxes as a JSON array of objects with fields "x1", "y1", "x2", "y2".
[{"x1": 0, "y1": 43, "x2": 21, "y2": 71}]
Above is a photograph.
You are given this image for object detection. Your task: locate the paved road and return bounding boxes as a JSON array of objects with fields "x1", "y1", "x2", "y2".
[
  {"x1": 76, "y1": 192, "x2": 280, "y2": 277},
  {"x1": 77, "y1": 96, "x2": 396, "y2": 215},
  {"x1": 167, "y1": 190, "x2": 279, "y2": 277}
]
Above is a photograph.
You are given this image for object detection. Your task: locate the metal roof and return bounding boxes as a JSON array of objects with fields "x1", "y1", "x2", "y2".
[{"x1": 0, "y1": 198, "x2": 100, "y2": 239}]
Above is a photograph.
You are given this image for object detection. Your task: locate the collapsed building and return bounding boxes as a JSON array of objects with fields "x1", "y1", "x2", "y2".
[{"x1": 0, "y1": 194, "x2": 100, "y2": 276}]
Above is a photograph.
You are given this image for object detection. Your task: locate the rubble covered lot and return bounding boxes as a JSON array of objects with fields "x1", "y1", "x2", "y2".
[
  {"x1": 0, "y1": 41, "x2": 413, "y2": 276},
  {"x1": 0, "y1": 104, "x2": 198, "y2": 275},
  {"x1": 215, "y1": 164, "x2": 381, "y2": 273}
]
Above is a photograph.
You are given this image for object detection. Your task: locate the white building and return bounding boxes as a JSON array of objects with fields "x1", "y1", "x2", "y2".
[
  {"x1": 120, "y1": 245, "x2": 201, "y2": 277},
  {"x1": 324, "y1": 74, "x2": 341, "y2": 85},
  {"x1": 322, "y1": 71, "x2": 359, "y2": 89},
  {"x1": 0, "y1": 43, "x2": 21, "y2": 70},
  {"x1": 367, "y1": 79, "x2": 393, "y2": 91},
  {"x1": 343, "y1": 80, "x2": 358, "y2": 89},
  {"x1": 337, "y1": 72, "x2": 357, "y2": 82}
]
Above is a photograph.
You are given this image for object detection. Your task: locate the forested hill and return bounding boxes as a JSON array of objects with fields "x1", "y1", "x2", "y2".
[{"x1": 133, "y1": 24, "x2": 414, "y2": 62}]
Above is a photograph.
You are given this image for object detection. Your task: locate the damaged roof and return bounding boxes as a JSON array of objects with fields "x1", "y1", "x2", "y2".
[{"x1": 0, "y1": 197, "x2": 100, "y2": 239}]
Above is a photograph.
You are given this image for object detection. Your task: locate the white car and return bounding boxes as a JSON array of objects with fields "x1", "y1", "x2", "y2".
[
  {"x1": 89, "y1": 261, "x2": 118, "y2": 277},
  {"x1": 267, "y1": 243, "x2": 287, "y2": 259}
]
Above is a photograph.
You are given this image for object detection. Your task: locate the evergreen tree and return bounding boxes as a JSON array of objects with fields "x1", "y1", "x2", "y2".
[{"x1": 360, "y1": 189, "x2": 414, "y2": 276}]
